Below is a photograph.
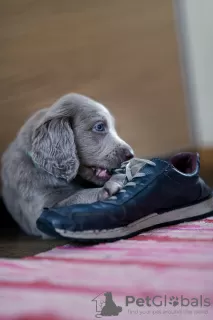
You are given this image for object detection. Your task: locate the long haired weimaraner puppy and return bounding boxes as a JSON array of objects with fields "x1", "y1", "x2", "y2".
[{"x1": 1, "y1": 93, "x2": 134, "y2": 237}]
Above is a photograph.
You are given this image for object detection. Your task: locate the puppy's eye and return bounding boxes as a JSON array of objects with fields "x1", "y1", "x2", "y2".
[{"x1": 92, "y1": 122, "x2": 106, "y2": 133}]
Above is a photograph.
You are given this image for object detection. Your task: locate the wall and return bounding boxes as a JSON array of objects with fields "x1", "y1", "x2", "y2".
[
  {"x1": 174, "y1": 0, "x2": 213, "y2": 148},
  {"x1": 0, "y1": 0, "x2": 190, "y2": 158}
]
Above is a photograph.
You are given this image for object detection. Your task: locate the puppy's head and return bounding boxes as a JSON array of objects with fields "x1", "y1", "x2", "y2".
[{"x1": 31, "y1": 93, "x2": 134, "y2": 186}]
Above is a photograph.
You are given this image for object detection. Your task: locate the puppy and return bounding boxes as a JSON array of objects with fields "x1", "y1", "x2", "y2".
[{"x1": 1, "y1": 93, "x2": 134, "y2": 237}]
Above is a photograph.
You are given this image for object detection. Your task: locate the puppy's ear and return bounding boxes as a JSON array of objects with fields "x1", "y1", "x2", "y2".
[{"x1": 31, "y1": 117, "x2": 79, "y2": 181}]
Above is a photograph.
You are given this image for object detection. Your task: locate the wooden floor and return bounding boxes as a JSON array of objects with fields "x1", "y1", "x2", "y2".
[{"x1": 0, "y1": 0, "x2": 194, "y2": 257}]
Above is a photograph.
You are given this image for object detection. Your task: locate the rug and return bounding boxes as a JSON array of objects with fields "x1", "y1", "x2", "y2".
[{"x1": 0, "y1": 217, "x2": 213, "y2": 320}]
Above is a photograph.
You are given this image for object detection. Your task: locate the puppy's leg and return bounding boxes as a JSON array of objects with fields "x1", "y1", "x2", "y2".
[
  {"x1": 97, "y1": 173, "x2": 126, "y2": 201},
  {"x1": 55, "y1": 173, "x2": 126, "y2": 207}
]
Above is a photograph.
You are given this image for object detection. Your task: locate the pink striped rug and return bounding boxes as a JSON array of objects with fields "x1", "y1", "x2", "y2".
[{"x1": 0, "y1": 217, "x2": 213, "y2": 320}]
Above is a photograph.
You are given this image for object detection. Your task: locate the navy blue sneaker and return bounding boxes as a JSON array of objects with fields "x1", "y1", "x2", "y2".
[{"x1": 37, "y1": 152, "x2": 213, "y2": 241}]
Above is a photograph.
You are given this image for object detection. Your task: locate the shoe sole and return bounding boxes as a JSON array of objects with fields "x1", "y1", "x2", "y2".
[{"x1": 53, "y1": 196, "x2": 213, "y2": 241}]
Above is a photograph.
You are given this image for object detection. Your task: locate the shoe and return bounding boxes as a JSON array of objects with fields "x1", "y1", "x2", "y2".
[{"x1": 36, "y1": 152, "x2": 213, "y2": 241}]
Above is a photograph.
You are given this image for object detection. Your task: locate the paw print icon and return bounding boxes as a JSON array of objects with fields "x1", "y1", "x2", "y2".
[{"x1": 169, "y1": 296, "x2": 179, "y2": 307}]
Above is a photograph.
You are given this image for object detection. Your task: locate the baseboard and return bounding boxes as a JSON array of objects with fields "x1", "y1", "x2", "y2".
[
  {"x1": 189, "y1": 147, "x2": 213, "y2": 186},
  {"x1": 198, "y1": 148, "x2": 213, "y2": 169}
]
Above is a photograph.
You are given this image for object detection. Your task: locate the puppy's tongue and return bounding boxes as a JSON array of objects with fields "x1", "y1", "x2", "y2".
[{"x1": 95, "y1": 168, "x2": 111, "y2": 179}]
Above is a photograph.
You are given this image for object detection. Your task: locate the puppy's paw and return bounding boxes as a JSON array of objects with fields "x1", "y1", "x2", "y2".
[
  {"x1": 98, "y1": 174, "x2": 126, "y2": 201},
  {"x1": 98, "y1": 188, "x2": 111, "y2": 201}
]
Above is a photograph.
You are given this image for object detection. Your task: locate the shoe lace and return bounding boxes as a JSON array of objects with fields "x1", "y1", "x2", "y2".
[{"x1": 109, "y1": 158, "x2": 156, "y2": 200}]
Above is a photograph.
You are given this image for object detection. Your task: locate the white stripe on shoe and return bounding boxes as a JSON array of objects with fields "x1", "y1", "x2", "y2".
[{"x1": 55, "y1": 196, "x2": 213, "y2": 240}]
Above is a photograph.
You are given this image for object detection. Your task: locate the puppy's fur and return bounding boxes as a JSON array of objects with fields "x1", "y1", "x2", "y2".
[{"x1": 1, "y1": 94, "x2": 134, "y2": 237}]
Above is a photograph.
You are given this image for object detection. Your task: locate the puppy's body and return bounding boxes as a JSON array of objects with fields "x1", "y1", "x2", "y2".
[{"x1": 1, "y1": 94, "x2": 133, "y2": 237}]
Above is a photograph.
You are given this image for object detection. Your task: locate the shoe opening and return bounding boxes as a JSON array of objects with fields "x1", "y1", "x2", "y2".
[{"x1": 170, "y1": 152, "x2": 197, "y2": 174}]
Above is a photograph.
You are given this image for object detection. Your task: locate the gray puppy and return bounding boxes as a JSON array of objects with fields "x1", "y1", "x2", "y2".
[{"x1": 1, "y1": 94, "x2": 134, "y2": 237}]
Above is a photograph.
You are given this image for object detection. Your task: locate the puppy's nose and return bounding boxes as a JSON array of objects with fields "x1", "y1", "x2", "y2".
[{"x1": 124, "y1": 148, "x2": 134, "y2": 161}]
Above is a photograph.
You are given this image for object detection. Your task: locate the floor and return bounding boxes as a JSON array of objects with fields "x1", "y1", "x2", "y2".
[
  {"x1": 0, "y1": 197, "x2": 68, "y2": 258},
  {"x1": 1, "y1": 212, "x2": 213, "y2": 319}
]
